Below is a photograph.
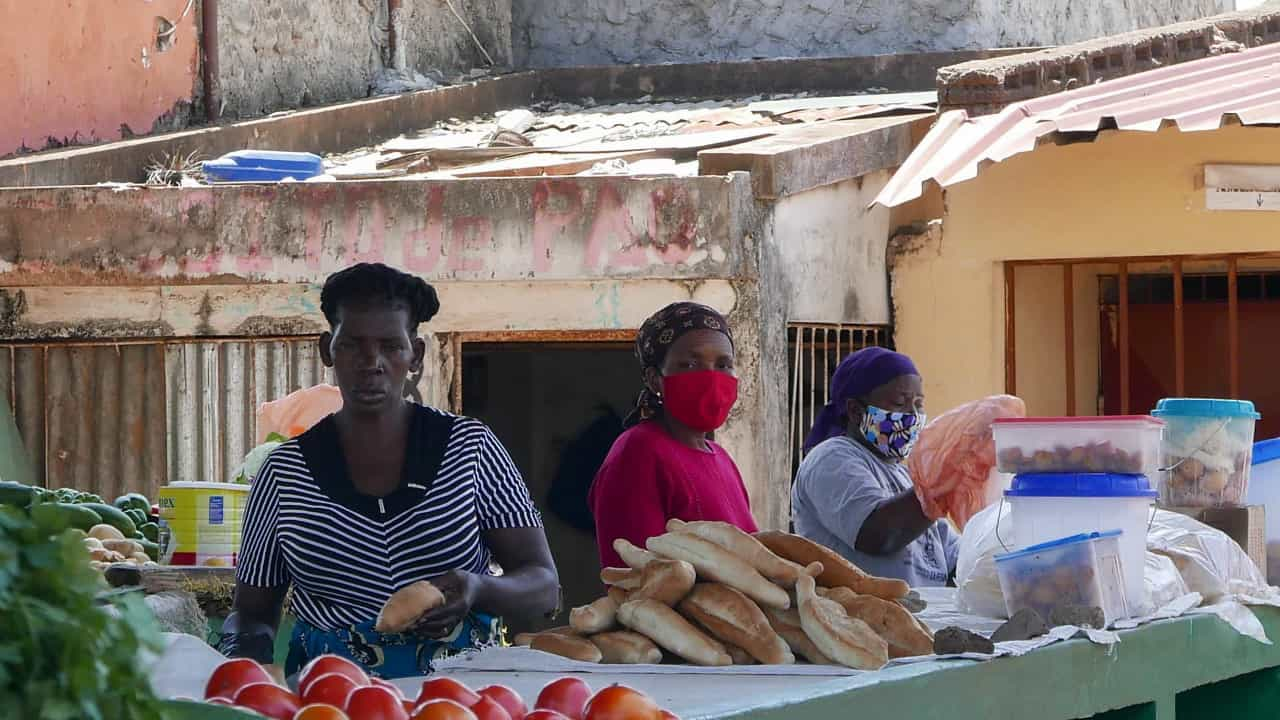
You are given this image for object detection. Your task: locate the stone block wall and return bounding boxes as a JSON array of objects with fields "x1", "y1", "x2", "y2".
[{"x1": 513, "y1": 0, "x2": 1231, "y2": 69}]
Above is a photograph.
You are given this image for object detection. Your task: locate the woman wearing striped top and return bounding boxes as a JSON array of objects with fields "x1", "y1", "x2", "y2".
[{"x1": 219, "y1": 263, "x2": 560, "y2": 679}]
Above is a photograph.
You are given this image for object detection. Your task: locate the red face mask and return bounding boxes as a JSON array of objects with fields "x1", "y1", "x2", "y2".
[{"x1": 661, "y1": 370, "x2": 739, "y2": 432}]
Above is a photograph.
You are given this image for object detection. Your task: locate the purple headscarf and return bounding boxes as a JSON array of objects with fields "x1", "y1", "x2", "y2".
[{"x1": 802, "y1": 347, "x2": 920, "y2": 451}]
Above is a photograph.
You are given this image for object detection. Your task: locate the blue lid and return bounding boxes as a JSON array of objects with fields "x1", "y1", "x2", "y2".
[
  {"x1": 994, "y1": 529, "x2": 1124, "y2": 563},
  {"x1": 222, "y1": 150, "x2": 323, "y2": 172},
  {"x1": 1152, "y1": 398, "x2": 1260, "y2": 420},
  {"x1": 1005, "y1": 473, "x2": 1157, "y2": 498},
  {"x1": 1254, "y1": 437, "x2": 1280, "y2": 466},
  {"x1": 203, "y1": 150, "x2": 323, "y2": 183}
]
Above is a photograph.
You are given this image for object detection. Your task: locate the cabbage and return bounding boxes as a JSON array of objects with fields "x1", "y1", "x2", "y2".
[{"x1": 231, "y1": 433, "x2": 288, "y2": 484}]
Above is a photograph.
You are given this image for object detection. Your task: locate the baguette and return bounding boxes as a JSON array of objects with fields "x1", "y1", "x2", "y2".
[
  {"x1": 607, "y1": 586, "x2": 631, "y2": 606},
  {"x1": 375, "y1": 581, "x2": 446, "y2": 633},
  {"x1": 513, "y1": 625, "x2": 576, "y2": 647},
  {"x1": 633, "y1": 557, "x2": 697, "y2": 606},
  {"x1": 795, "y1": 574, "x2": 888, "y2": 670},
  {"x1": 590, "y1": 631, "x2": 663, "y2": 665},
  {"x1": 723, "y1": 643, "x2": 756, "y2": 666},
  {"x1": 570, "y1": 595, "x2": 619, "y2": 634},
  {"x1": 668, "y1": 520, "x2": 807, "y2": 586},
  {"x1": 756, "y1": 531, "x2": 909, "y2": 600},
  {"x1": 601, "y1": 566, "x2": 642, "y2": 590},
  {"x1": 820, "y1": 587, "x2": 933, "y2": 658},
  {"x1": 531, "y1": 633, "x2": 603, "y2": 663},
  {"x1": 617, "y1": 598, "x2": 731, "y2": 667},
  {"x1": 678, "y1": 583, "x2": 794, "y2": 665},
  {"x1": 614, "y1": 538, "x2": 658, "y2": 570},
  {"x1": 646, "y1": 533, "x2": 790, "y2": 610},
  {"x1": 762, "y1": 606, "x2": 834, "y2": 665}
]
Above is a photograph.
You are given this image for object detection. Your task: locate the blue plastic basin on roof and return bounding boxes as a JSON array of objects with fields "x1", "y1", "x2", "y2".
[
  {"x1": 994, "y1": 529, "x2": 1123, "y2": 563},
  {"x1": 202, "y1": 150, "x2": 323, "y2": 183},
  {"x1": 1254, "y1": 438, "x2": 1280, "y2": 466},
  {"x1": 1005, "y1": 473, "x2": 1157, "y2": 498},
  {"x1": 1152, "y1": 398, "x2": 1261, "y2": 420}
]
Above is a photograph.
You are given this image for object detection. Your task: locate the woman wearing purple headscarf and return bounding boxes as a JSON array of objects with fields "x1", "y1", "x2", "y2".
[{"x1": 791, "y1": 348, "x2": 958, "y2": 587}]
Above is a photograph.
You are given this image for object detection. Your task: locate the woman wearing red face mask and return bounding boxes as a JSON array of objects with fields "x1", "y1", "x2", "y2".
[{"x1": 589, "y1": 302, "x2": 757, "y2": 570}]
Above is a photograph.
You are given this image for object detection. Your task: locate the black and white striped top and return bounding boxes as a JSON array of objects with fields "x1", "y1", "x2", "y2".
[{"x1": 236, "y1": 404, "x2": 542, "y2": 630}]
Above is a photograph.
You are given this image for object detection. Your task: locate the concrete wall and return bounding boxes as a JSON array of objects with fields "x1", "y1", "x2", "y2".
[
  {"x1": 769, "y1": 171, "x2": 894, "y2": 326},
  {"x1": 214, "y1": 1, "x2": 388, "y2": 120},
  {"x1": 216, "y1": 0, "x2": 513, "y2": 120},
  {"x1": 890, "y1": 125, "x2": 1280, "y2": 420},
  {"x1": 0, "y1": 0, "x2": 199, "y2": 157},
  {"x1": 396, "y1": 0, "x2": 513, "y2": 75},
  {"x1": 513, "y1": 0, "x2": 1230, "y2": 68},
  {"x1": 0, "y1": 172, "x2": 798, "y2": 529}
]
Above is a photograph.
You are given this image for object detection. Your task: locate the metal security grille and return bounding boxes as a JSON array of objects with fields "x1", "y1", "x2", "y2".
[{"x1": 788, "y1": 324, "x2": 888, "y2": 477}]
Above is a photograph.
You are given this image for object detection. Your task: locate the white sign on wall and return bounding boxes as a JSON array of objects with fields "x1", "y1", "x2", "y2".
[{"x1": 1205, "y1": 164, "x2": 1280, "y2": 212}]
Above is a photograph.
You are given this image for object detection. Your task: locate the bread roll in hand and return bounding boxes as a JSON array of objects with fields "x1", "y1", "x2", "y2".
[{"x1": 375, "y1": 581, "x2": 445, "y2": 633}]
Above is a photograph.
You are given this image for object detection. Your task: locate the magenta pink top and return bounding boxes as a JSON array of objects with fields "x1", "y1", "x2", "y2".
[{"x1": 589, "y1": 420, "x2": 759, "y2": 569}]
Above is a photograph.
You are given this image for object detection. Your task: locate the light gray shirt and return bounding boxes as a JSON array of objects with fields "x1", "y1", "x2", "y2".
[{"x1": 792, "y1": 435, "x2": 958, "y2": 587}]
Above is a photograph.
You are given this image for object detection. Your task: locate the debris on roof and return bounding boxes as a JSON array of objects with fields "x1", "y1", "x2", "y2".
[{"x1": 322, "y1": 90, "x2": 937, "y2": 180}]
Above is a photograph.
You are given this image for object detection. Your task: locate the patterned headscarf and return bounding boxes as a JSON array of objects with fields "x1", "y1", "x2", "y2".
[
  {"x1": 803, "y1": 347, "x2": 920, "y2": 451},
  {"x1": 623, "y1": 302, "x2": 734, "y2": 428}
]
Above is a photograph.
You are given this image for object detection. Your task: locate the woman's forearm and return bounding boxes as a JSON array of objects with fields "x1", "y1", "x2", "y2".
[
  {"x1": 472, "y1": 565, "x2": 560, "y2": 621},
  {"x1": 855, "y1": 490, "x2": 935, "y2": 555}
]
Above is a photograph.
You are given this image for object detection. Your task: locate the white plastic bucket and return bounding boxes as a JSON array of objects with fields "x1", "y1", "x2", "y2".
[{"x1": 1005, "y1": 473, "x2": 1156, "y2": 616}]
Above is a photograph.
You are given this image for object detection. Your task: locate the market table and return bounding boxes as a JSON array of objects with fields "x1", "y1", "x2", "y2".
[
  {"x1": 171, "y1": 608, "x2": 1280, "y2": 719},
  {"x1": 411, "y1": 609, "x2": 1280, "y2": 720}
]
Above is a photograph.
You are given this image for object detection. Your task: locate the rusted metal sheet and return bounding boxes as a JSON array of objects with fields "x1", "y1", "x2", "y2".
[
  {"x1": 2, "y1": 332, "x2": 458, "y2": 495},
  {"x1": 0, "y1": 343, "x2": 167, "y2": 500},
  {"x1": 165, "y1": 339, "x2": 329, "y2": 484}
]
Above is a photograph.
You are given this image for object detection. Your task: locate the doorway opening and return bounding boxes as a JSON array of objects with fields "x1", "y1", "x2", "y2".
[{"x1": 461, "y1": 339, "x2": 636, "y2": 633}]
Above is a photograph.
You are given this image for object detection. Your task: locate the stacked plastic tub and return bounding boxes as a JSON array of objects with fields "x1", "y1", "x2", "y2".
[{"x1": 992, "y1": 417, "x2": 1165, "y2": 619}]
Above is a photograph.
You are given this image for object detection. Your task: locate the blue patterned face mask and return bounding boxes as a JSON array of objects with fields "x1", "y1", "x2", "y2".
[{"x1": 860, "y1": 404, "x2": 926, "y2": 460}]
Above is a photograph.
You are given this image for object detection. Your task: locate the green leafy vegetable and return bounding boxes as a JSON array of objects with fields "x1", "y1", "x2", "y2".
[{"x1": 0, "y1": 504, "x2": 165, "y2": 719}]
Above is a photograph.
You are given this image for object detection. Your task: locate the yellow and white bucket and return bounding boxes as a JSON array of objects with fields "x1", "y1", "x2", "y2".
[{"x1": 158, "y1": 482, "x2": 250, "y2": 567}]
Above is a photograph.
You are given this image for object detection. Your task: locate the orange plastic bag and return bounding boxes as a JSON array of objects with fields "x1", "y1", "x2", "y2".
[
  {"x1": 909, "y1": 395, "x2": 1026, "y2": 530},
  {"x1": 255, "y1": 384, "x2": 344, "y2": 443}
]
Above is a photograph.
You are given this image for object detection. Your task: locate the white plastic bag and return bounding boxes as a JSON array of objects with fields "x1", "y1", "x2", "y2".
[
  {"x1": 955, "y1": 502, "x2": 1013, "y2": 618},
  {"x1": 1145, "y1": 551, "x2": 1191, "y2": 611},
  {"x1": 1147, "y1": 509, "x2": 1268, "y2": 602}
]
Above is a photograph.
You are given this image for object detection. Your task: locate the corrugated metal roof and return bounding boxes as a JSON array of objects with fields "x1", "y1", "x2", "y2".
[{"x1": 875, "y1": 42, "x2": 1280, "y2": 208}]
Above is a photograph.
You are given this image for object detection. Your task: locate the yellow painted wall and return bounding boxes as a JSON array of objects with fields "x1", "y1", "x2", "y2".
[{"x1": 891, "y1": 125, "x2": 1280, "y2": 418}]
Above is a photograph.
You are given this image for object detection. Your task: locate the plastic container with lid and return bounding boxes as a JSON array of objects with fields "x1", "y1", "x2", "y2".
[
  {"x1": 995, "y1": 530, "x2": 1129, "y2": 627},
  {"x1": 992, "y1": 416, "x2": 1165, "y2": 477},
  {"x1": 202, "y1": 150, "x2": 323, "y2": 183},
  {"x1": 1247, "y1": 437, "x2": 1280, "y2": 582},
  {"x1": 1005, "y1": 473, "x2": 1155, "y2": 615},
  {"x1": 1152, "y1": 398, "x2": 1260, "y2": 508}
]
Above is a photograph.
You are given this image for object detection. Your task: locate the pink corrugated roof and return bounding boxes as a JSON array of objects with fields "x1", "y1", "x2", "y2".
[{"x1": 874, "y1": 42, "x2": 1280, "y2": 208}]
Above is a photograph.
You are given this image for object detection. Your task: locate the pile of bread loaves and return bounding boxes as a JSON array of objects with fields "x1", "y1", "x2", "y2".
[{"x1": 517, "y1": 520, "x2": 933, "y2": 670}]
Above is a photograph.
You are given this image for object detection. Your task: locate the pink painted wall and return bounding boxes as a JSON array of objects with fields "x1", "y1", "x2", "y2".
[{"x1": 0, "y1": 0, "x2": 200, "y2": 157}]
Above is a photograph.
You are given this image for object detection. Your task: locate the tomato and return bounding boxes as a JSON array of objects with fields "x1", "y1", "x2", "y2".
[
  {"x1": 658, "y1": 712, "x2": 680, "y2": 720},
  {"x1": 479, "y1": 685, "x2": 528, "y2": 720},
  {"x1": 411, "y1": 699, "x2": 481, "y2": 720},
  {"x1": 302, "y1": 672, "x2": 363, "y2": 709},
  {"x1": 472, "y1": 695, "x2": 513, "y2": 720},
  {"x1": 534, "y1": 678, "x2": 592, "y2": 720},
  {"x1": 232, "y1": 682, "x2": 302, "y2": 720},
  {"x1": 294, "y1": 704, "x2": 352, "y2": 720},
  {"x1": 372, "y1": 677, "x2": 408, "y2": 700},
  {"x1": 417, "y1": 678, "x2": 482, "y2": 708},
  {"x1": 347, "y1": 686, "x2": 410, "y2": 720},
  {"x1": 582, "y1": 686, "x2": 661, "y2": 720},
  {"x1": 205, "y1": 658, "x2": 274, "y2": 700},
  {"x1": 525, "y1": 711, "x2": 572, "y2": 720},
  {"x1": 298, "y1": 655, "x2": 371, "y2": 697}
]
